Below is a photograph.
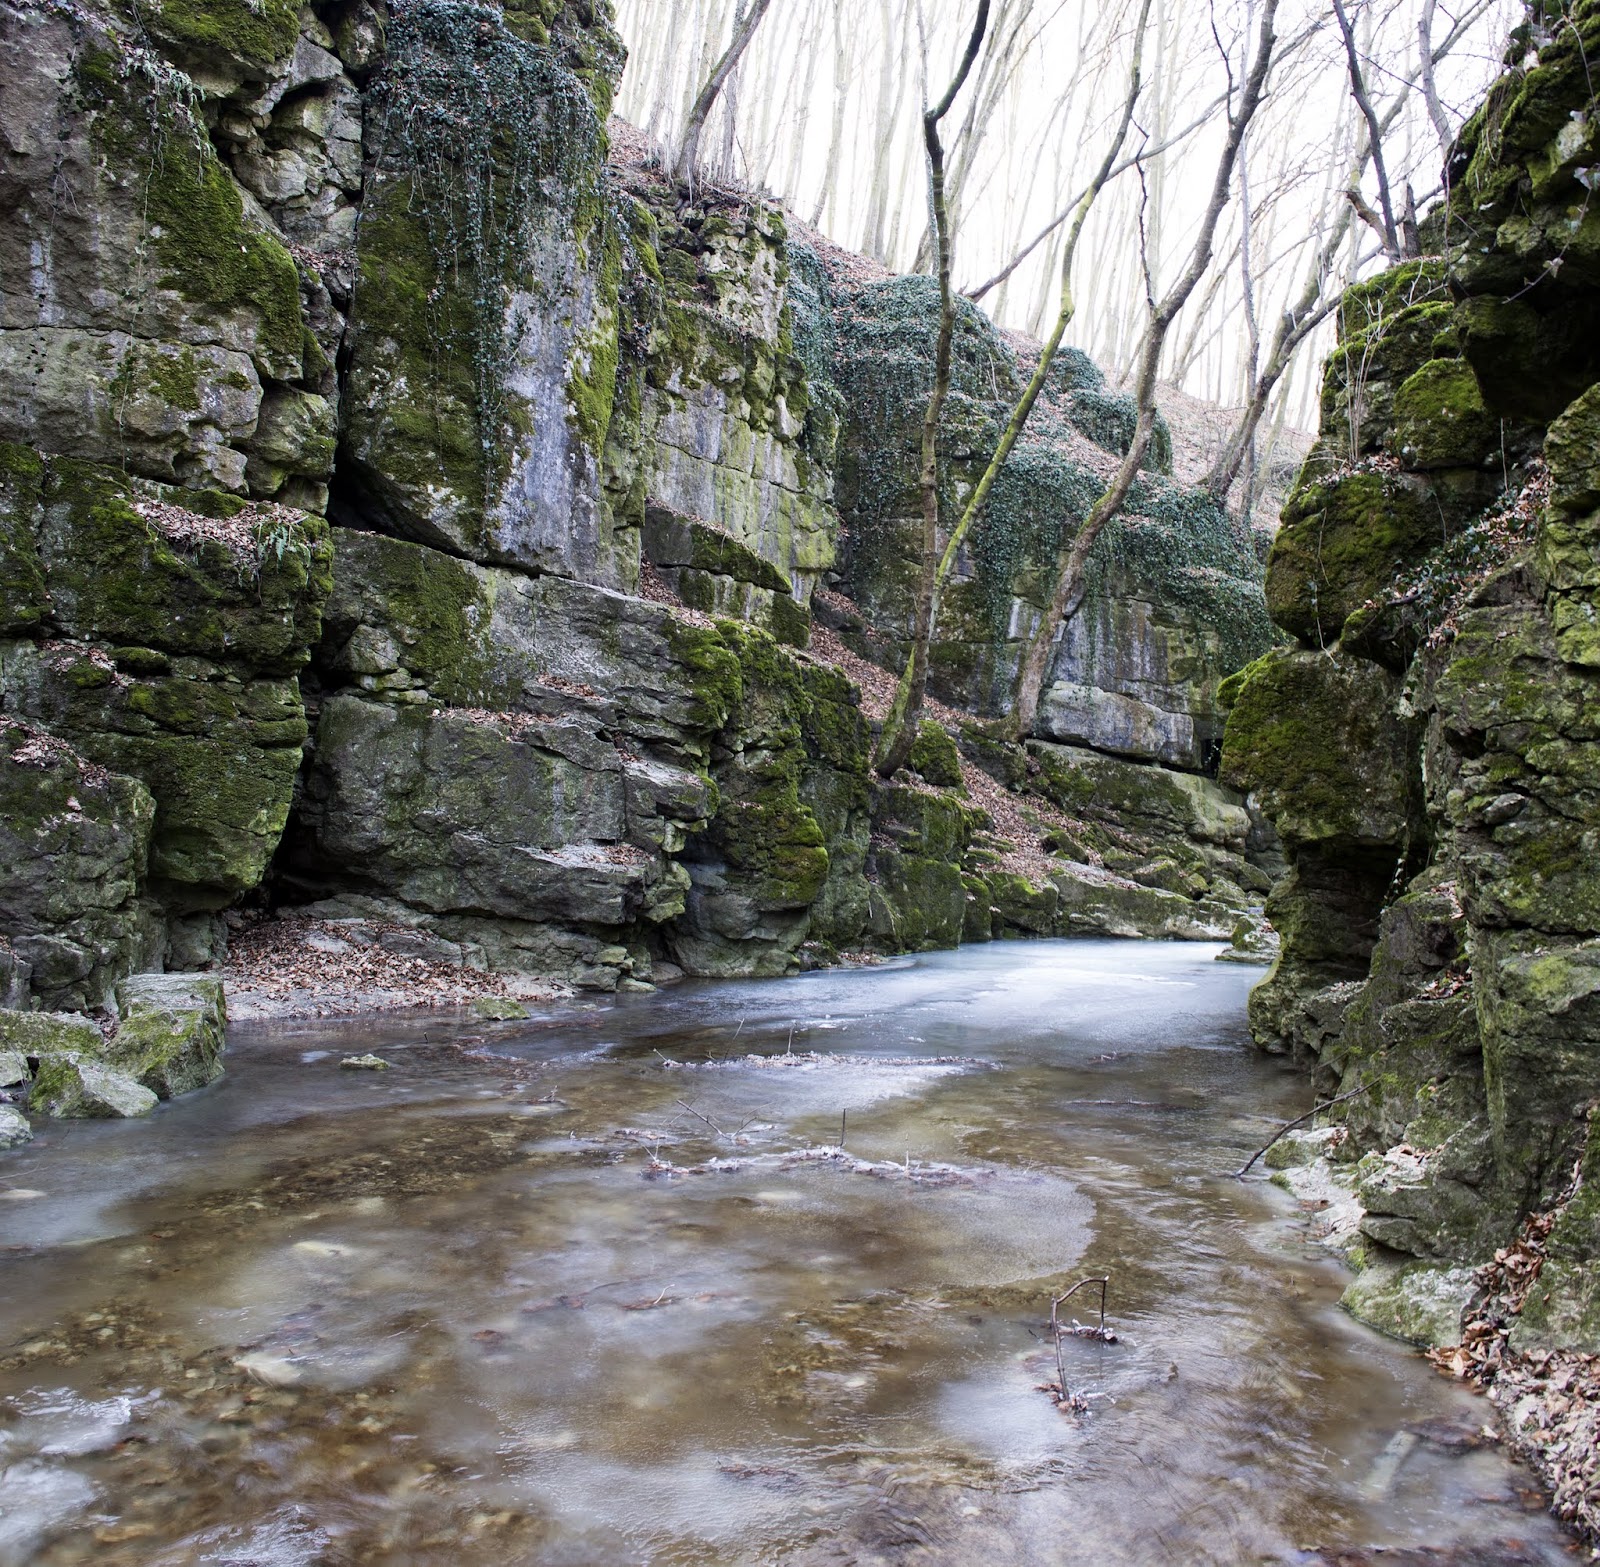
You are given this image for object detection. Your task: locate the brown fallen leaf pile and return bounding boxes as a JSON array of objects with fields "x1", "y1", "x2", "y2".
[
  {"x1": 1427, "y1": 1139, "x2": 1600, "y2": 1545},
  {"x1": 223, "y1": 916, "x2": 560, "y2": 1019}
]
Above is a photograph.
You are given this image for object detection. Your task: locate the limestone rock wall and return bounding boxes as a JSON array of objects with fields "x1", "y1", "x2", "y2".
[
  {"x1": 0, "y1": 0, "x2": 1285, "y2": 1141},
  {"x1": 1223, "y1": 0, "x2": 1600, "y2": 1349}
]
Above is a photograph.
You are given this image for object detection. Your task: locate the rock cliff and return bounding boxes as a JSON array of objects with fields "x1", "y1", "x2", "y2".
[
  {"x1": 0, "y1": 0, "x2": 1275, "y2": 1132},
  {"x1": 1222, "y1": 0, "x2": 1600, "y2": 1374}
]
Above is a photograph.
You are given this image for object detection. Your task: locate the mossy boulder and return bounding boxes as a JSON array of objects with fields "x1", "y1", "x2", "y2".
[
  {"x1": 1339, "y1": 1257, "x2": 1476, "y2": 1347},
  {"x1": 1538, "y1": 383, "x2": 1600, "y2": 599},
  {"x1": 1389, "y1": 360, "x2": 1499, "y2": 470},
  {"x1": 0, "y1": 722, "x2": 155, "y2": 1010},
  {"x1": 908, "y1": 722, "x2": 964, "y2": 790},
  {"x1": 868, "y1": 853, "x2": 968, "y2": 952},
  {"x1": 1221, "y1": 648, "x2": 1417, "y2": 850},
  {"x1": 0, "y1": 1008, "x2": 105, "y2": 1059},
  {"x1": 29, "y1": 1053, "x2": 157, "y2": 1120},
  {"x1": 110, "y1": 972, "x2": 226, "y2": 1098},
  {"x1": 1267, "y1": 471, "x2": 1442, "y2": 648},
  {"x1": 1028, "y1": 741, "x2": 1250, "y2": 850}
]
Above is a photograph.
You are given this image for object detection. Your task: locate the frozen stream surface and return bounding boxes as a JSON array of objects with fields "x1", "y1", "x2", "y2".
[{"x1": 0, "y1": 940, "x2": 1578, "y2": 1565}]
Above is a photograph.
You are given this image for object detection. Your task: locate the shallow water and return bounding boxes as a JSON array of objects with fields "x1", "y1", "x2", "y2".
[{"x1": 0, "y1": 940, "x2": 1573, "y2": 1565}]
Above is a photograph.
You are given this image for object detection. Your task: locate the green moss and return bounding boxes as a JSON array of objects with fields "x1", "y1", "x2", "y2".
[
  {"x1": 665, "y1": 619, "x2": 744, "y2": 732},
  {"x1": 110, "y1": 343, "x2": 202, "y2": 413},
  {"x1": 345, "y1": 187, "x2": 485, "y2": 506},
  {"x1": 1267, "y1": 469, "x2": 1443, "y2": 647},
  {"x1": 0, "y1": 441, "x2": 48, "y2": 636},
  {"x1": 79, "y1": 55, "x2": 303, "y2": 374},
  {"x1": 1390, "y1": 359, "x2": 1498, "y2": 469},
  {"x1": 38, "y1": 459, "x2": 331, "y2": 672},
  {"x1": 1220, "y1": 647, "x2": 1416, "y2": 849},
  {"x1": 909, "y1": 721, "x2": 964, "y2": 790},
  {"x1": 135, "y1": 0, "x2": 300, "y2": 69}
]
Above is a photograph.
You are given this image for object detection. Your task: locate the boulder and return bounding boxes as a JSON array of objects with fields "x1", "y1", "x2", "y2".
[
  {"x1": 30, "y1": 1055, "x2": 157, "y2": 1119},
  {"x1": 111, "y1": 973, "x2": 226, "y2": 1098},
  {"x1": 0, "y1": 1104, "x2": 31, "y2": 1149},
  {"x1": 0, "y1": 1009, "x2": 105, "y2": 1058}
]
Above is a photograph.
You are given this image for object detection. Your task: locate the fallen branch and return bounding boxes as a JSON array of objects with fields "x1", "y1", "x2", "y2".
[{"x1": 1233, "y1": 1081, "x2": 1373, "y2": 1178}]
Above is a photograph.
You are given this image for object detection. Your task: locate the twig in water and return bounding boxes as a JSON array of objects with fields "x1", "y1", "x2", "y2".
[
  {"x1": 1233, "y1": 1081, "x2": 1374, "y2": 1178},
  {"x1": 673, "y1": 1098, "x2": 725, "y2": 1136},
  {"x1": 839, "y1": 1109, "x2": 847, "y2": 1151},
  {"x1": 1049, "y1": 1275, "x2": 1113, "y2": 1411},
  {"x1": 786, "y1": 1024, "x2": 795, "y2": 1056}
]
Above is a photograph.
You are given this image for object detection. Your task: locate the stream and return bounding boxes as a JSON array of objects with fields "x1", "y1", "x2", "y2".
[{"x1": 0, "y1": 940, "x2": 1576, "y2": 1565}]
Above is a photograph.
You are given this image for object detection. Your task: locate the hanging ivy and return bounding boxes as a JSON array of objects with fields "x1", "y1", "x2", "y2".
[{"x1": 374, "y1": 0, "x2": 603, "y2": 473}]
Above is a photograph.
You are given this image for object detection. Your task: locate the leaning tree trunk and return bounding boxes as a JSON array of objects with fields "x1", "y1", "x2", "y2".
[
  {"x1": 673, "y1": 0, "x2": 775, "y2": 191},
  {"x1": 1010, "y1": 0, "x2": 1281, "y2": 739}
]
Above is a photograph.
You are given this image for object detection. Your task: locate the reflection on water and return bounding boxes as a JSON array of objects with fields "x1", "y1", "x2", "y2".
[{"x1": 0, "y1": 942, "x2": 1572, "y2": 1564}]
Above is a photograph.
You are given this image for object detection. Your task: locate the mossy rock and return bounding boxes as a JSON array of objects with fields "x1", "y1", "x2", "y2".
[
  {"x1": 1339, "y1": 1257, "x2": 1475, "y2": 1347},
  {"x1": 1389, "y1": 360, "x2": 1498, "y2": 470},
  {"x1": 132, "y1": 0, "x2": 301, "y2": 74},
  {"x1": 29, "y1": 1052, "x2": 157, "y2": 1120},
  {"x1": 869, "y1": 852, "x2": 967, "y2": 952},
  {"x1": 1510, "y1": 1112, "x2": 1600, "y2": 1353},
  {"x1": 643, "y1": 505, "x2": 792, "y2": 593},
  {"x1": 36, "y1": 460, "x2": 331, "y2": 673},
  {"x1": 987, "y1": 872, "x2": 1058, "y2": 935},
  {"x1": 1539, "y1": 383, "x2": 1600, "y2": 596},
  {"x1": 0, "y1": 1009, "x2": 105, "y2": 1059},
  {"x1": 0, "y1": 723, "x2": 155, "y2": 1011},
  {"x1": 1220, "y1": 648, "x2": 1417, "y2": 850},
  {"x1": 1267, "y1": 470, "x2": 1442, "y2": 647},
  {"x1": 78, "y1": 46, "x2": 305, "y2": 377},
  {"x1": 13, "y1": 650, "x2": 312, "y2": 910},
  {"x1": 909, "y1": 722, "x2": 964, "y2": 791},
  {"x1": 0, "y1": 442, "x2": 48, "y2": 636},
  {"x1": 110, "y1": 972, "x2": 226, "y2": 1098},
  {"x1": 318, "y1": 529, "x2": 508, "y2": 704}
]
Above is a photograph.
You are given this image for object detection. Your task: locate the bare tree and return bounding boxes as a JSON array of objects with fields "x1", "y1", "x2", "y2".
[
  {"x1": 1010, "y1": 0, "x2": 1282, "y2": 740},
  {"x1": 870, "y1": 0, "x2": 992, "y2": 777},
  {"x1": 875, "y1": 0, "x2": 1152, "y2": 774},
  {"x1": 674, "y1": 0, "x2": 776, "y2": 189},
  {"x1": 1203, "y1": 0, "x2": 1496, "y2": 501}
]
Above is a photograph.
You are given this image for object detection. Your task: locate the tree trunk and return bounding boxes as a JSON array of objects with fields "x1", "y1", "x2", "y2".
[
  {"x1": 674, "y1": 0, "x2": 776, "y2": 191},
  {"x1": 871, "y1": 0, "x2": 992, "y2": 778},
  {"x1": 1010, "y1": 0, "x2": 1281, "y2": 740}
]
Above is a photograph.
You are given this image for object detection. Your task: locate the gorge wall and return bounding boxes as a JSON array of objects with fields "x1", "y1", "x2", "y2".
[
  {"x1": 1222, "y1": 0, "x2": 1600, "y2": 1374},
  {"x1": 0, "y1": 0, "x2": 1275, "y2": 1129}
]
